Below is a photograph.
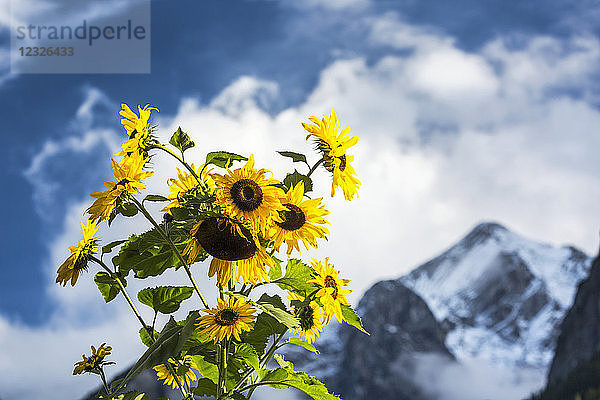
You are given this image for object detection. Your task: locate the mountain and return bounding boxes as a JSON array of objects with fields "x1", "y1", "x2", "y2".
[
  {"x1": 288, "y1": 279, "x2": 452, "y2": 400},
  {"x1": 547, "y1": 247, "x2": 600, "y2": 382},
  {"x1": 288, "y1": 222, "x2": 592, "y2": 400},
  {"x1": 526, "y1": 247, "x2": 600, "y2": 400},
  {"x1": 400, "y1": 222, "x2": 591, "y2": 369}
]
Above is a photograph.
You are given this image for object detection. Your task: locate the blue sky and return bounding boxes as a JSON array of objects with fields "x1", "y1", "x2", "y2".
[{"x1": 0, "y1": 0, "x2": 599, "y2": 399}]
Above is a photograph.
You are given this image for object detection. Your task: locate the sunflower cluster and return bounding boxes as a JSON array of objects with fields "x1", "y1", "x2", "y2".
[{"x1": 60, "y1": 104, "x2": 365, "y2": 400}]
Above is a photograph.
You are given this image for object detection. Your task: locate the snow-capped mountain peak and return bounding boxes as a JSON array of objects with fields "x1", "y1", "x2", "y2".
[{"x1": 400, "y1": 222, "x2": 591, "y2": 368}]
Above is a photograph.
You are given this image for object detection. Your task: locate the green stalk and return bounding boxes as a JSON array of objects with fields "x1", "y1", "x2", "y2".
[
  {"x1": 99, "y1": 368, "x2": 110, "y2": 395},
  {"x1": 91, "y1": 256, "x2": 153, "y2": 339},
  {"x1": 130, "y1": 196, "x2": 209, "y2": 308},
  {"x1": 225, "y1": 331, "x2": 287, "y2": 399},
  {"x1": 306, "y1": 157, "x2": 324, "y2": 178}
]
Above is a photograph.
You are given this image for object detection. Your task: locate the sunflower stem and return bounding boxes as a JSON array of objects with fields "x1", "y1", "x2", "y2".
[
  {"x1": 90, "y1": 256, "x2": 153, "y2": 339},
  {"x1": 240, "y1": 331, "x2": 287, "y2": 399},
  {"x1": 99, "y1": 367, "x2": 110, "y2": 395},
  {"x1": 221, "y1": 339, "x2": 229, "y2": 395},
  {"x1": 306, "y1": 157, "x2": 324, "y2": 178},
  {"x1": 129, "y1": 196, "x2": 210, "y2": 308},
  {"x1": 166, "y1": 362, "x2": 188, "y2": 398}
]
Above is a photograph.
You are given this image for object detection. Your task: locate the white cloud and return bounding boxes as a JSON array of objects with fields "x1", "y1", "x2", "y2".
[
  {"x1": 292, "y1": 0, "x2": 370, "y2": 11},
  {"x1": 413, "y1": 353, "x2": 546, "y2": 400},
  {"x1": 5, "y1": 11, "x2": 600, "y2": 400}
]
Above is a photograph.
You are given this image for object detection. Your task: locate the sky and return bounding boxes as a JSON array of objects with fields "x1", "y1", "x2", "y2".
[{"x1": 0, "y1": 0, "x2": 599, "y2": 399}]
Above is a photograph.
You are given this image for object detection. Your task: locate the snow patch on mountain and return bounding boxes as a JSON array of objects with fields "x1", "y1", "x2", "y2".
[{"x1": 400, "y1": 222, "x2": 591, "y2": 369}]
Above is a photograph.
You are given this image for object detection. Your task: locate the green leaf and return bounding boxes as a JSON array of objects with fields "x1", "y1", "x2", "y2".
[
  {"x1": 143, "y1": 194, "x2": 169, "y2": 203},
  {"x1": 258, "y1": 368, "x2": 290, "y2": 389},
  {"x1": 191, "y1": 355, "x2": 219, "y2": 384},
  {"x1": 277, "y1": 151, "x2": 308, "y2": 165},
  {"x1": 261, "y1": 356, "x2": 340, "y2": 400},
  {"x1": 137, "y1": 286, "x2": 194, "y2": 314},
  {"x1": 254, "y1": 294, "x2": 299, "y2": 329},
  {"x1": 139, "y1": 327, "x2": 159, "y2": 347},
  {"x1": 122, "y1": 317, "x2": 182, "y2": 384},
  {"x1": 232, "y1": 343, "x2": 260, "y2": 372},
  {"x1": 288, "y1": 336, "x2": 319, "y2": 354},
  {"x1": 205, "y1": 151, "x2": 247, "y2": 169},
  {"x1": 268, "y1": 256, "x2": 283, "y2": 281},
  {"x1": 222, "y1": 393, "x2": 246, "y2": 400},
  {"x1": 93, "y1": 272, "x2": 123, "y2": 303},
  {"x1": 120, "y1": 202, "x2": 139, "y2": 217},
  {"x1": 341, "y1": 304, "x2": 368, "y2": 334},
  {"x1": 283, "y1": 170, "x2": 313, "y2": 193},
  {"x1": 279, "y1": 371, "x2": 340, "y2": 400},
  {"x1": 241, "y1": 311, "x2": 286, "y2": 356},
  {"x1": 260, "y1": 366, "x2": 289, "y2": 380},
  {"x1": 169, "y1": 126, "x2": 195, "y2": 153},
  {"x1": 111, "y1": 391, "x2": 149, "y2": 400},
  {"x1": 113, "y1": 228, "x2": 185, "y2": 279},
  {"x1": 176, "y1": 311, "x2": 201, "y2": 353},
  {"x1": 272, "y1": 259, "x2": 318, "y2": 297},
  {"x1": 102, "y1": 240, "x2": 126, "y2": 255},
  {"x1": 192, "y1": 378, "x2": 217, "y2": 397}
]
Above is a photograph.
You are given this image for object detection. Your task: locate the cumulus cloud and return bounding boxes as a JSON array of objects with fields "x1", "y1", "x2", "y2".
[{"x1": 4, "y1": 10, "x2": 600, "y2": 400}]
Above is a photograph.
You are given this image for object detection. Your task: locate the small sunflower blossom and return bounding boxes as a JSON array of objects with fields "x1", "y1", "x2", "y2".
[
  {"x1": 115, "y1": 103, "x2": 159, "y2": 160},
  {"x1": 212, "y1": 154, "x2": 285, "y2": 233},
  {"x1": 308, "y1": 258, "x2": 352, "y2": 324},
  {"x1": 88, "y1": 156, "x2": 154, "y2": 223},
  {"x1": 162, "y1": 163, "x2": 215, "y2": 213},
  {"x1": 56, "y1": 219, "x2": 99, "y2": 286},
  {"x1": 302, "y1": 109, "x2": 361, "y2": 200},
  {"x1": 288, "y1": 293, "x2": 324, "y2": 344},
  {"x1": 73, "y1": 343, "x2": 112, "y2": 375},
  {"x1": 269, "y1": 181, "x2": 330, "y2": 256},
  {"x1": 183, "y1": 217, "x2": 274, "y2": 286},
  {"x1": 197, "y1": 297, "x2": 255, "y2": 342},
  {"x1": 153, "y1": 356, "x2": 198, "y2": 389}
]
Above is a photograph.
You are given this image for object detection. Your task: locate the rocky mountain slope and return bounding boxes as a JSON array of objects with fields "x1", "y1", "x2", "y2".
[{"x1": 547, "y1": 246, "x2": 600, "y2": 383}]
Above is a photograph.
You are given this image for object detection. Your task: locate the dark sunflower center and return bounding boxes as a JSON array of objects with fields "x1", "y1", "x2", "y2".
[
  {"x1": 73, "y1": 255, "x2": 89, "y2": 272},
  {"x1": 275, "y1": 203, "x2": 306, "y2": 231},
  {"x1": 230, "y1": 179, "x2": 263, "y2": 211},
  {"x1": 194, "y1": 217, "x2": 257, "y2": 261},
  {"x1": 297, "y1": 305, "x2": 315, "y2": 331},
  {"x1": 115, "y1": 178, "x2": 130, "y2": 188},
  {"x1": 216, "y1": 309, "x2": 239, "y2": 326},
  {"x1": 324, "y1": 275, "x2": 338, "y2": 299},
  {"x1": 338, "y1": 155, "x2": 347, "y2": 172}
]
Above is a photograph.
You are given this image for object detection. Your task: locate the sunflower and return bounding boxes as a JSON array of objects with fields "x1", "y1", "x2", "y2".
[
  {"x1": 302, "y1": 109, "x2": 360, "y2": 200},
  {"x1": 56, "y1": 219, "x2": 99, "y2": 286},
  {"x1": 115, "y1": 103, "x2": 159, "y2": 160},
  {"x1": 308, "y1": 258, "x2": 352, "y2": 323},
  {"x1": 196, "y1": 297, "x2": 255, "y2": 342},
  {"x1": 162, "y1": 164, "x2": 215, "y2": 213},
  {"x1": 269, "y1": 181, "x2": 330, "y2": 256},
  {"x1": 212, "y1": 154, "x2": 285, "y2": 232},
  {"x1": 183, "y1": 217, "x2": 274, "y2": 286},
  {"x1": 153, "y1": 356, "x2": 198, "y2": 389},
  {"x1": 88, "y1": 156, "x2": 154, "y2": 223},
  {"x1": 73, "y1": 343, "x2": 112, "y2": 375},
  {"x1": 289, "y1": 293, "x2": 323, "y2": 344}
]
